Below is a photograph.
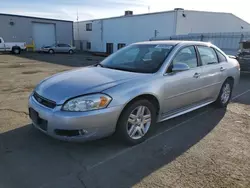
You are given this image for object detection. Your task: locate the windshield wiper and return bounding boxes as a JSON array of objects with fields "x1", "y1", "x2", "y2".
[{"x1": 105, "y1": 66, "x2": 139, "y2": 73}]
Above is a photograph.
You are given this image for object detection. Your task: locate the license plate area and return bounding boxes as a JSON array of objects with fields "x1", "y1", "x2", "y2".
[{"x1": 29, "y1": 108, "x2": 48, "y2": 131}]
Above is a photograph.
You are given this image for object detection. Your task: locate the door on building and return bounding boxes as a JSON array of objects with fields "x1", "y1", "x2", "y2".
[
  {"x1": 32, "y1": 23, "x2": 56, "y2": 50},
  {"x1": 106, "y1": 43, "x2": 114, "y2": 54}
]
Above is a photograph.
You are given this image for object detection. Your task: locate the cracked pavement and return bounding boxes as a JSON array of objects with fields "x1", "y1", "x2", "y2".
[{"x1": 0, "y1": 53, "x2": 250, "y2": 188}]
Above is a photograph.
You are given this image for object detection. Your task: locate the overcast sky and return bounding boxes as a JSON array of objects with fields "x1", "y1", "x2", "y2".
[{"x1": 1, "y1": 0, "x2": 249, "y2": 23}]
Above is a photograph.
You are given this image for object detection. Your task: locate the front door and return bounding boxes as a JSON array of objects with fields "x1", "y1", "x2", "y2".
[{"x1": 162, "y1": 46, "x2": 204, "y2": 116}]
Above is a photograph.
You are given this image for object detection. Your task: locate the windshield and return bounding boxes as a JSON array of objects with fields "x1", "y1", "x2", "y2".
[{"x1": 100, "y1": 44, "x2": 174, "y2": 73}]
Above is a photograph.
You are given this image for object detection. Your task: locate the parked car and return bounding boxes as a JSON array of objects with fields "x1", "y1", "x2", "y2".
[
  {"x1": 41, "y1": 43, "x2": 76, "y2": 54},
  {"x1": 236, "y1": 40, "x2": 250, "y2": 71},
  {"x1": 29, "y1": 41, "x2": 240, "y2": 145},
  {"x1": 0, "y1": 37, "x2": 26, "y2": 54}
]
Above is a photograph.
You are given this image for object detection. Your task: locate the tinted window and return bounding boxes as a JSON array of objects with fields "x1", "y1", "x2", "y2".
[
  {"x1": 216, "y1": 49, "x2": 227, "y2": 62},
  {"x1": 197, "y1": 46, "x2": 218, "y2": 65},
  {"x1": 57, "y1": 44, "x2": 70, "y2": 47},
  {"x1": 101, "y1": 44, "x2": 174, "y2": 73},
  {"x1": 172, "y1": 46, "x2": 198, "y2": 69}
]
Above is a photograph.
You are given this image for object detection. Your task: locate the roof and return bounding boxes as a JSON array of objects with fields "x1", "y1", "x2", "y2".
[
  {"x1": 0, "y1": 13, "x2": 73, "y2": 23},
  {"x1": 78, "y1": 9, "x2": 233, "y2": 23},
  {"x1": 135, "y1": 40, "x2": 211, "y2": 46}
]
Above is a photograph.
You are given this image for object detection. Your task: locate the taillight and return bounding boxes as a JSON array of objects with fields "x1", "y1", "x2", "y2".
[{"x1": 236, "y1": 61, "x2": 240, "y2": 70}]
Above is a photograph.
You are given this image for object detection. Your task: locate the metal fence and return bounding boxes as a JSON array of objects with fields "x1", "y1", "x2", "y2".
[{"x1": 151, "y1": 32, "x2": 250, "y2": 55}]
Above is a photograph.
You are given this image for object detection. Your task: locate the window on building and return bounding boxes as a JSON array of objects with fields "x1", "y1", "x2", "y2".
[
  {"x1": 86, "y1": 23, "x2": 92, "y2": 31},
  {"x1": 106, "y1": 43, "x2": 114, "y2": 54},
  {"x1": 117, "y1": 43, "x2": 126, "y2": 50},
  {"x1": 87, "y1": 42, "x2": 91, "y2": 50},
  {"x1": 197, "y1": 46, "x2": 219, "y2": 65}
]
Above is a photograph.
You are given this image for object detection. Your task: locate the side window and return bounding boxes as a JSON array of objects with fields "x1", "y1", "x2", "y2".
[
  {"x1": 172, "y1": 46, "x2": 198, "y2": 69},
  {"x1": 197, "y1": 46, "x2": 218, "y2": 65},
  {"x1": 0, "y1": 39, "x2": 2, "y2": 43},
  {"x1": 215, "y1": 49, "x2": 227, "y2": 62}
]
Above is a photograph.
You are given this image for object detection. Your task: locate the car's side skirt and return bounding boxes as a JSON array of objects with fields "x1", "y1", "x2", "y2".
[{"x1": 158, "y1": 100, "x2": 214, "y2": 123}]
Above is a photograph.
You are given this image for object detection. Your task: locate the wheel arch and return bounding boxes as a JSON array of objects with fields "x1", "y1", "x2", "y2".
[
  {"x1": 226, "y1": 76, "x2": 234, "y2": 86},
  {"x1": 116, "y1": 93, "x2": 160, "y2": 129}
]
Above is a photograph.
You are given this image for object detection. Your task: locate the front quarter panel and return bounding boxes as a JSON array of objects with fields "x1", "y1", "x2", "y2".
[{"x1": 104, "y1": 74, "x2": 165, "y2": 117}]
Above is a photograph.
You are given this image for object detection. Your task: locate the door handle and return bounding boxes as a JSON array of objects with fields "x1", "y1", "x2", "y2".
[
  {"x1": 193, "y1": 73, "x2": 200, "y2": 78},
  {"x1": 220, "y1": 67, "x2": 226, "y2": 72}
]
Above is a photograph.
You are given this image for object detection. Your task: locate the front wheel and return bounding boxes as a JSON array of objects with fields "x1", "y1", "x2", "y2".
[
  {"x1": 69, "y1": 50, "x2": 74, "y2": 54},
  {"x1": 116, "y1": 99, "x2": 156, "y2": 145},
  {"x1": 215, "y1": 80, "x2": 233, "y2": 108},
  {"x1": 48, "y1": 49, "x2": 54, "y2": 54}
]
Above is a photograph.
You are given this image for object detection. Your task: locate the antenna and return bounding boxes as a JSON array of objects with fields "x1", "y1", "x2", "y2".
[{"x1": 77, "y1": 9, "x2": 80, "y2": 41}]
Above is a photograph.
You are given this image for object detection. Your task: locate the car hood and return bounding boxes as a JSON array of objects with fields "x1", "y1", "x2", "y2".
[{"x1": 35, "y1": 67, "x2": 143, "y2": 104}]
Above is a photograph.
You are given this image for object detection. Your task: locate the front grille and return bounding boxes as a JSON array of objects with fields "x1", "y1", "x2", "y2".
[{"x1": 33, "y1": 92, "x2": 56, "y2": 109}]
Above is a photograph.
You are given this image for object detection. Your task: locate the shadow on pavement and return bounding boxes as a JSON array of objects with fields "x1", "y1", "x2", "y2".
[
  {"x1": 15, "y1": 52, "x2": 104, "y2": 67},
  {"x1": 0, "y1": 105, "x2": 226, "y2": 188}
]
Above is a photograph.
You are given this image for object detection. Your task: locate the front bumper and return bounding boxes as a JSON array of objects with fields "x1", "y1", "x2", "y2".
[{"x1": 28, "y1": 95, "x2": 123, "y2": 142}]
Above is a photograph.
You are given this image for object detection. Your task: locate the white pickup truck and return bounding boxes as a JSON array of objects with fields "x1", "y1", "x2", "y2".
[{"x1": 0, "y1": 37, "x2": 26, "y2": 54}]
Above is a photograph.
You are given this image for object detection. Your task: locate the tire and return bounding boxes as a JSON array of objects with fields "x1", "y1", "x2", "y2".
[
  {"x1": 12, "y1": 47, "x2": 20, "y2": 54},
  {"x1": 48, "y1": 49, "x2": 54, "y2": 54},
  {"x1": 214, "y1": 79, "x2": 233, "y2": 108},
  {"x1": 116, "y1": 99, "x2": 156, "y2": 145},
  {"x1": 69, "y1": 50, "x2": 74, "y2": 54}
]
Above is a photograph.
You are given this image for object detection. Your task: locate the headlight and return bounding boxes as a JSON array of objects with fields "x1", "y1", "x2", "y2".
[{"x1": 62, "y1": 94, "x2": 112, "y2": 112}]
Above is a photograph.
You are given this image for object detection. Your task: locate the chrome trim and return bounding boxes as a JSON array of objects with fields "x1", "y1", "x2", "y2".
[{"x1": 159, "y1": 100, "x2": 214, "y2": 122}]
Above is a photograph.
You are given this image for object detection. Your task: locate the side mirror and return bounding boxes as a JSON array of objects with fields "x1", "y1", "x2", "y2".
[{"x1": 172, "y1": 63, "x2": 190, "y2": 72}]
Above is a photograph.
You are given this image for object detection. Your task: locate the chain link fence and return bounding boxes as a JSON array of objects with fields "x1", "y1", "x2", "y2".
[{"x1": 151, "y1": 32, "x2": 250, "y2": 55}]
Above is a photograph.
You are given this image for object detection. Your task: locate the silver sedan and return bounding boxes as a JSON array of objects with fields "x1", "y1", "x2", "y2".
[
  {"x1": 41, "y1": 43, "x2": 76, "y2": 54},
  {"x1": 29, "y1": 41, "x2": 240, "y2": 145}
]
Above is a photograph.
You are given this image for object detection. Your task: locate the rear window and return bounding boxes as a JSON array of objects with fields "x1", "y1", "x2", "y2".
[
  {"x1": 215, "y1": 49, "x2": 227, "y2": 62},
  {"x1": 197, "y1": 46, "x2": 218, "y2": 65}
]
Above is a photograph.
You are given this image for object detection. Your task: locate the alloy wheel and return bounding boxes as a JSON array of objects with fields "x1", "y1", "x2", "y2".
[
  {"x1": 221, "y1": 83, "x2": 231, "y2": 104},
  {"x1": 127, "y1": 106, "x2": 151, "y2": 140}
]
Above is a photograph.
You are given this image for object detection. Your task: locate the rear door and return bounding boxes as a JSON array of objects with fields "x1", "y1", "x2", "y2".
[
  {"x1": 162, "y1": 46, "x2": 204, "y2": 115},
  {"x1": 196, "y1": 46, "x2": 226, "y2": 101}
]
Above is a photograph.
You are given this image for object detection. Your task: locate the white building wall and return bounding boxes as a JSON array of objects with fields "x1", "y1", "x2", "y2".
[
  {"x1": 176, "y1": 11, "x2": 250, "y2": 35},
  {"x1": 102, "y1": 12, "x2": 175, "y2": 52},
  {"x1": 75, "y1": 12, "x2": 176, "y2": 52},
  {"x1": 74, "y1": 20, "x2": 102, "y2": 52}
]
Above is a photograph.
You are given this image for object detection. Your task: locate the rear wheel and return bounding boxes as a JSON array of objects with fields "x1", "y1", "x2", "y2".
[
  {"x1": 12, "y1": 47, "x2": 20, "y2": 54},
  {"x1": 116, "y1": 99, "x2": 156, "y2": 145},
  {"x1": 215, "y1": 79, "x2": 233, "y2": 108}
]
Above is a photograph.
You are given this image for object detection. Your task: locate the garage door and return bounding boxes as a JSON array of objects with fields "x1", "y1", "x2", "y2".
[{"x1": 32, "y1": 23, "x2": 56, "y2": 50}]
